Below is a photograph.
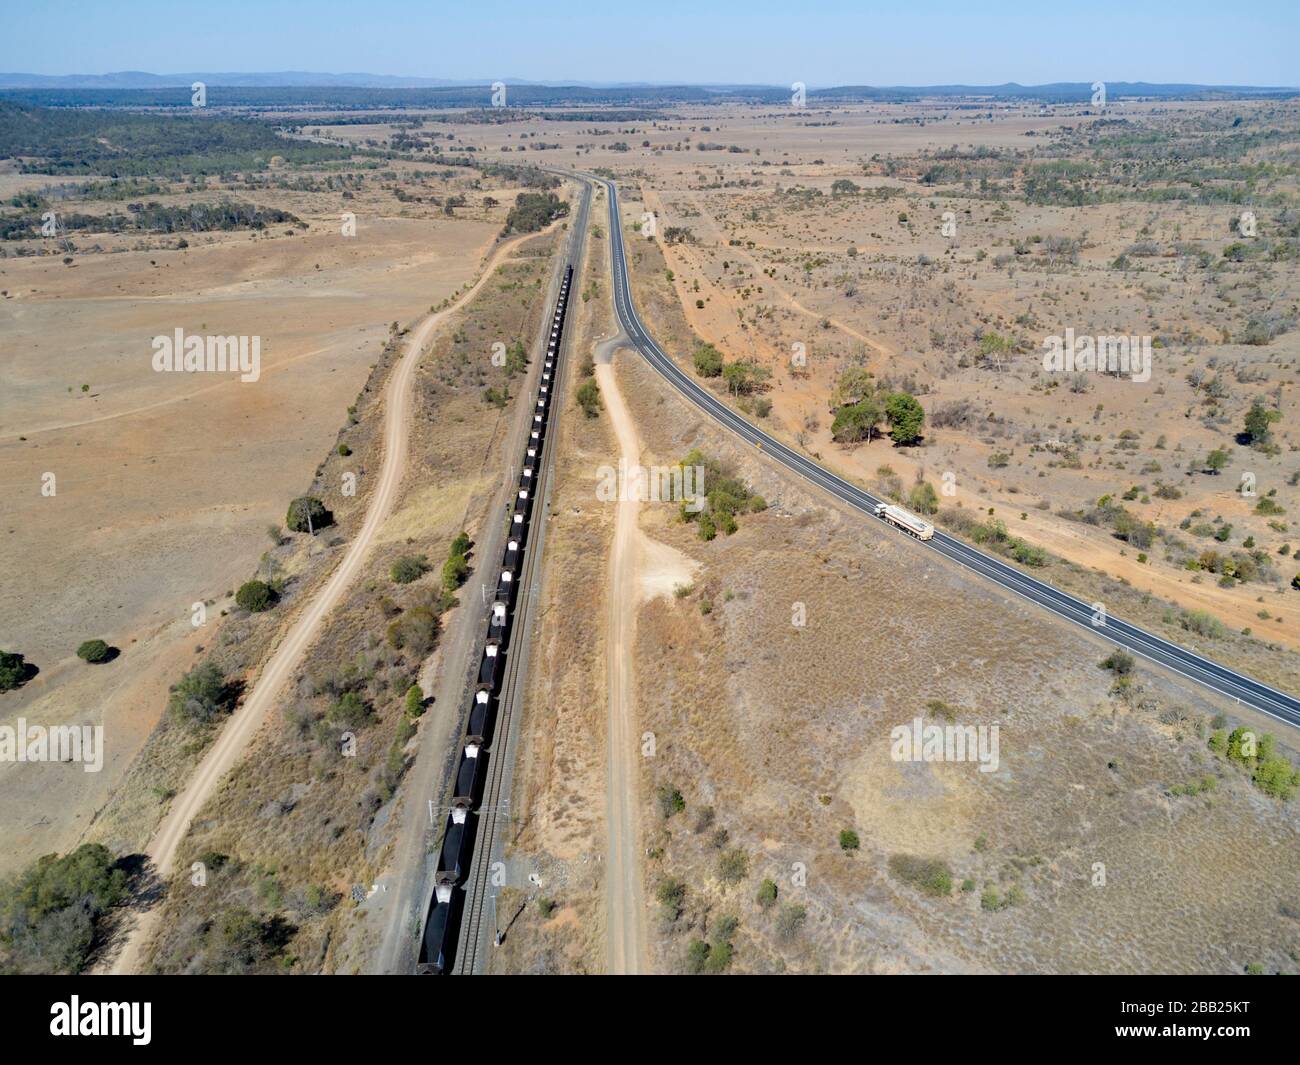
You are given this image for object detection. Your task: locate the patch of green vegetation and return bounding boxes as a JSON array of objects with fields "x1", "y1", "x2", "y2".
[
  {"x1": 1208, "y1": 727, "x2": 1300, "y2": 799},
  {"x1": 940, "y1": 507, "x2": 1047, "y2": 566},
  {"x1": 887, "y1": 854, "x2": 953, "y2": 897},
  {"x1": 75, "y1": 639, "x2": 111, "y2": 664},
  {"x1": 687, "y1": 913, "x2": 740, "y2": 974},
  {"x1": 503, "y1": 191, "x2": 568, "y2": 234},
  {"x1": 0, "y1": 650, "x2": 31, "y2": 691},
  {"x1": 676, "y1": 449, "x2": 764, "y2": 541},
  {"x1": 390, "y1": 555, "x2": 431, "y2": 585},
  {"x1": 775, "y1": 903, "x2": 808, "y2": 941},
  {"x1": 1168, "y1": 776, "x2": 1217, "y2": 797},
  {"x1": 717, "y1": 849, "x2": 748, "y2": 885},
  {"x1": 0, "y1": 100, "x2": 350, "y2": 177},
  {"x1": 692, "y1": 341, "x2": 724, "y2": 378},
  {"x1": 441, "y1": 533, "x2": 472, "y2": 596},
  {"x1": 167, "y1": 661, "x2": 234, "y2": 726},
  {"x1": 0, "y1": 843, "x2": 128, "y2": 973},
  {"x1": 657, "y1": 784, "x2": 686, "y2": 818},
  {"x1": 656, "y1": 877, "x2": 686, "y2": 921},
  {"x1": 235, "y1": 579, "x2": 276, "y2": 613},
  {"x1": 576, "y1": 376, "x2": 602, "y2": 417}
]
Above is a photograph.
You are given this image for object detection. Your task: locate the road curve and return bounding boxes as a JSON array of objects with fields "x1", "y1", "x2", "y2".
[
  {"x1": 595, "y1": 175, "x2": 1300, "y2": 732},
  {"x1": 106, "y1": 232, "x2": 544, "y2": 974}
]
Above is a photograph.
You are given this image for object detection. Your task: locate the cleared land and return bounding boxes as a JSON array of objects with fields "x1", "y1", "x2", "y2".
[{"x1": 0, "y1": 153, "x2": 525, "y2": 876}]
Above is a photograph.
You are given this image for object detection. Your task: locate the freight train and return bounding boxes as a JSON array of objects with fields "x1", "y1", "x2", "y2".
[{"x1": 416, "y1": 264, "x2": 574, "y2": 974}]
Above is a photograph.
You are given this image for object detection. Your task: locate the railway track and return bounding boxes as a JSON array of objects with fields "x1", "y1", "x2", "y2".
[{"x1": 415, "y1": 178, "x2": 592, "y2": 975}]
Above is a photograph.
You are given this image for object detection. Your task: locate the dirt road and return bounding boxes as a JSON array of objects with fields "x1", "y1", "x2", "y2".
[
  {"x1": 594, "y1": 338, "x2": 651, "y2": 975},
  {"x1": 104, "y1": 231, "x2": 541, "y2": 974}
]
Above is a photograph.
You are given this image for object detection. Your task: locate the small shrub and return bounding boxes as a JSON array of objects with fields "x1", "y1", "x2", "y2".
[
  {"x1": 717, "y1": 848, "x2": 748, "y2": 885},
  {"x1": 657, "y1": 785, "x2": 686, "y2": 818},
  {"x1": 75, "y1": 639, "x2": 111, "y2": 664},
  {"x1": 775, "y1": 903, "x2": 807, "y2": 941},
  {"x1": 235, "y1": 580, "x2": 275, "y2": 613},
  {"x1": 656, "y1": 877, "x2": 686, "y2": 921},
  {"x1": 390, "y1": 555, "x2": 430, "y2": 584}
]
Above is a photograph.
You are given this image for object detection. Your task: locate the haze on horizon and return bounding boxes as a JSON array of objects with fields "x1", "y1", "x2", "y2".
[{"x1": 3, "y1": 0, "x2": 1297, "y2": 89}]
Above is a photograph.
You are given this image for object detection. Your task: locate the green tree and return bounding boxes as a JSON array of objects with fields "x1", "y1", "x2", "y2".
[
  {"x1": 1244, "y1": 400, "x2": 1280, "y2": 447},
  {"x1": 885, "y1": 392, "x2": 925, "y2": 445},
  {"x1": 839, "y1": 829, "x2": 860, "y2": 852},
  {"x1": 75, "y1": 639, "x2": 111, "y2": 664},
  {"x1": 1204, "y1": 448, "x2": 1229, "y2": 474},
  {"x1": 441, "y1": 553, "x2": 469, "y2": 593},
  {"x1": 0, "y1": 843, "x2": 128, "y2": 974},
  {"x1": 757, "y1": 878, "x2": 778, "y2": 909},
  {"x1": 722, "y1": 360, "x2": 769, "y2": 397},
  {"x1": 504, "y1": 339, "x2": 528, "y2": 376},
  {"x1": 830, "y1": 397, "x2": 883, "y2": 444},
  {"x1": 285, "y1": 496, "x2": 332, "y2": 534},
  {"x1": 686, "y1": 939, "x2": 710, "y2": 973},
  {"x1": 908, "y1": 480, "x2": 940, "y2": 515},
  {"x1": 0, "y1": 650, "x2": 30, "y2": 691},
  {"x1": 235, "y1": 580, "x2": 275, "y2": 613},
  {"x1": 656, "y1": 877, "x2": 686, "y2": 921},
  {"x1": 657, "y1": 784, "x2": 686, "y2": 818},
  {"x1": 693, "y1": 342, "x2": 724, "y2": 378},
  {"x1": 832, "y1": 366, "x2": 876, "y2": 408},
  {"x1": 703, "y1": 939, "x2": 734, "y2": 973}
]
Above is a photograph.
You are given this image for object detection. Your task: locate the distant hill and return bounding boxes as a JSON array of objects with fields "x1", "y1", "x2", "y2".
[
  {"x1": 0, "y1": 71, "x2": 483, "y2": 89},
  {"x1": 0, "y1": 75, "x2": 1294, "y2": 109}
]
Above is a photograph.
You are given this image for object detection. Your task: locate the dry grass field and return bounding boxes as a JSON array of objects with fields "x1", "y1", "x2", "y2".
[
  {"x1": 328, "y1": 100, "x2": 1300, "y2": 656},
  {"x1": 605, "y1": 339, "x2": 1299, "y2": 975},
  {"x1": 5, "y1": 94, "x2": 1299, "y2": 977},
  {"x1": 123, "y1": 221, "x2": 563, "y2": 973},
  {"x1": 0, "y1": 153, "x2": 533, "y2": 877},
  {"x1": 605, "y1": 101, "x2": 1300, "y2": 653}
]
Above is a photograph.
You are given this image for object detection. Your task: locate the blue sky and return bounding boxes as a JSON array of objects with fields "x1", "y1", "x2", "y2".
[{"x1": 3, "y1": 0, "x2": 1297, "y2": 86}]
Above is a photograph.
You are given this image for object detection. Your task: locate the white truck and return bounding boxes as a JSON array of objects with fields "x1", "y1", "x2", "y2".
[{"x1": 874, "y1": 501, "x2": 935, "y2": 541}]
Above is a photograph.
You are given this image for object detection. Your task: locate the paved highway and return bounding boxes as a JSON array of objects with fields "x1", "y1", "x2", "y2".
[{"x1": 596, "y1": 175, "x2": 1300, "y2": 731}]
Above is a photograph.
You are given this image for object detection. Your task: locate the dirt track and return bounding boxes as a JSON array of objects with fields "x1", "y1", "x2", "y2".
[
  {"x1": 103, "y1": 231, "x2": 541, "y2": 975},
  {"x1": 594, "y1": 338, "x2": 650, "y2": 974}
]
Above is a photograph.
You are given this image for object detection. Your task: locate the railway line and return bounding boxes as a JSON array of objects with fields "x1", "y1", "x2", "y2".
[
  {"x1": 415, "y1": 179, "x2": 591, "y2": 974},
  {"x1": 594, "y1": 174, "x2": 1300, "y2": 732}
]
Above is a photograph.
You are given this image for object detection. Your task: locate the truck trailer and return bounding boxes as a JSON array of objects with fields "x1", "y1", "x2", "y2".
[{"x1": 874, "y1": 502, "x2": 935, "y2": 541}]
